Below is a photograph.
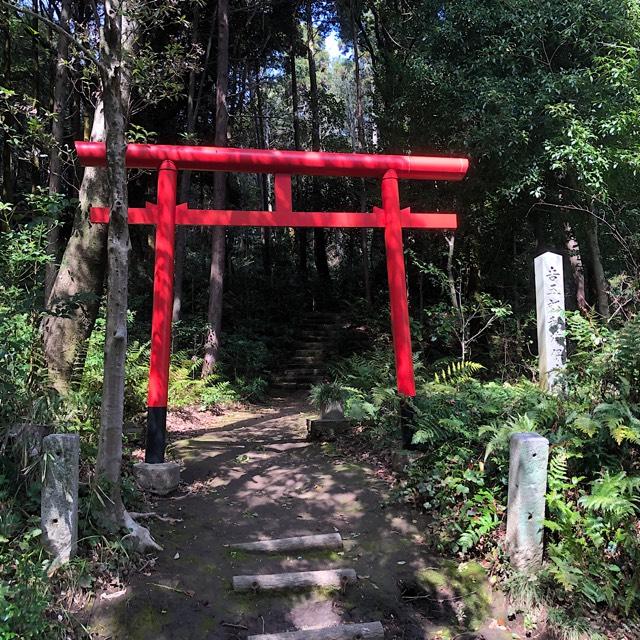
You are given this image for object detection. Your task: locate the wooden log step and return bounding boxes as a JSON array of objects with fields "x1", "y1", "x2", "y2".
[
  {"x1": 247, "y1": 622, "x2": 384, "y2": 640},
  {"x1": 233, "y1": 568, "x2": 357, "y2": 593},
  {"x1": 231, "y1": 533, "x2": 343, "y2": 553}
]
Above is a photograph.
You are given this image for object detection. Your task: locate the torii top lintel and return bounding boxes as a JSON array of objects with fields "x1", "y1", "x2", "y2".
[
  {"x1": 75, "y1": 142, "x2": 469, "y2": 180},
  {"x1": 75, "y1": 141, "x2": 468, "y2": 464}
]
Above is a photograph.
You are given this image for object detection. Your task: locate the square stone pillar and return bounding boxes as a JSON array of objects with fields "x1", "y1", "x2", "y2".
[
  {"x1": 534, "y1": 251, "x2": 566, "y2": 392},
  {"x1": 506, "y1": 432, "x2": 549, "y2": 572},
  {"x1": 41, "y1": 434, "x2": 80, "y2": 565}
]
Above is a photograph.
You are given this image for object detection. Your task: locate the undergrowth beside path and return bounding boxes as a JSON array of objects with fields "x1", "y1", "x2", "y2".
[{"x1": 324, "y1": 312, "x2": 640, "y2": 640}]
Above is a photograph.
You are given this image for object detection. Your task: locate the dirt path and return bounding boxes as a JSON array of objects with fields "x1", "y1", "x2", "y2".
[{"x1": 86, "y1": 395, "x2": 508, "y2": 640}]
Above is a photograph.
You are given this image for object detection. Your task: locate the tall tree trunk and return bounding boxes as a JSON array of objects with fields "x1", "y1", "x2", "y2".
[
  {"x1": 563, "y1": 221, "x2": 588, "y2": 314},
  {"x1": 172, "y1": 6, "x2": 200, "y2": 323},
  {"x1": 42, "y1": 8, "x2": 136, "y2": 393},
  {"x1": 290, "y1": 31, "x2": 307, "y2": 277},
  {"x1": 305, "y1": 0, "x2": 329, "y2": 283},
  {"x1": 42, "y1": 102, "x2": 108, "y2": 392},
  {"x1": 351, "y1": 1, "x2": 371, "y2": 306},
  {"x1": 254, "y1": 66, "x2": 272, "y2": 277},
  {"x1": 1, "y1": 21, "x2": 13, "y2": 203},
  {"x1": 29, "y1": 0, "x2": 42, "y2": 194},
  {"x1": 202, "y1": 0, "x2": 229, "y2": 376},
  {"x1": 95, "y1": 0, "x2": 158, "y2": 549},
  {"x1": 44, "y1": 0, "x2": 71, "y2": 302},
  {"x1": 586, "y1": 211, "x2": 609, "y2": 318}
]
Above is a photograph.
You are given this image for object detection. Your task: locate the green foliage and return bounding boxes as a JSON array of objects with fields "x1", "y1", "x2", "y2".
[
  {"x1": 332, "y1": 310, "x2": 640, "y2": 623},
  {"x1": 0, "y1": 534, "x2": 62, "y2": 640},
  {"x1": 0, "y1": 210, "x2": 56, "y2": 427},
  {"x1": 0, "y1": 469, "x2": 63, "y2": 639},
  {"x1": 309, "y1": 381, "x2": 348, "y2": 409},
  {"x1": 433, "y1": 360, "x2": 484, "y2": 385}
]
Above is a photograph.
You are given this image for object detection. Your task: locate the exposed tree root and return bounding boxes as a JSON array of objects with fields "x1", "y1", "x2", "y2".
[
  {"x1": 128, "y1": 511, "x2": 184, "y2": 524},
  {"x1": 122, "y1": 510, "x2": 163, "y2": 551}
]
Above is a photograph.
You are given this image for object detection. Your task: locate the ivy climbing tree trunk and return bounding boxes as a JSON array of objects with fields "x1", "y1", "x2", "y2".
[
  {"x1": 202, "y1": 0, "x2": 229, "y2": 376},
  {"x1": 42, "y1": 8, "x2": 136, "y2": 393},
  {"x1": 42, "y1": 101, "x2": 108, "y2": 393}
]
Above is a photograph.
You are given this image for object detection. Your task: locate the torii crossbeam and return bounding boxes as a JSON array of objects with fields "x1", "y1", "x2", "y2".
[{"x1": 76, "y1": 142, "x2": 469, "y2": 463}]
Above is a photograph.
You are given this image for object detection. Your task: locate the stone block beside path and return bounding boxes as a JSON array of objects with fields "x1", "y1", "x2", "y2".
[
  {"x1": 133, "y1": 462, "x2": 181, "y2": 495},
  {"x1": 391, "y1": 449, "x2": 425, "y2": 473},
  {"x1": 307, "y1": 418, "x2": 352, "y2": 442}
]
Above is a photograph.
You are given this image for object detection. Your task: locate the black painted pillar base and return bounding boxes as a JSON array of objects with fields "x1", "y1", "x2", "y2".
[{"x1": 145, "y1": 406, "x2": 167, "y2": 463}]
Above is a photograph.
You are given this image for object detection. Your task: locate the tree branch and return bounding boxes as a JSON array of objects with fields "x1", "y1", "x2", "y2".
[{"x1": 1, "y1": 0, "x2": 106, "y2": 73}]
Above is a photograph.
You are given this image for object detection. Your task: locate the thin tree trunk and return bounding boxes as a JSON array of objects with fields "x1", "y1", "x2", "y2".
[
  {"x1": 351, "y1": 1, "x2": 371, "y2": 306},
  {"x1": 445, "y1": 233, "x2": 459, "y2": 312},
  {"x1": 173, "y1": 6, "x2": 200, "y2": 323},
  {"x1": 202, "y1": 0, "x2": 229, "y2": 376},
  {"x1": 290, "y1": 32, "x2": 307, "y2": 277},
  {"x1": 44, "y1": 0, "x2": 71, "y2": 302},
  {"x1": 563, "y1": 221, "x2": 588, "y2": 314},
  {"x1": 1, "y1": 21, "x2": 13, "y2": 203},
  {"x1": 305, "y1": 0, "x2": 329, "y2": 283},
  {"x1": 29, "y1": 0, "x2": 42, "y2": 194},
  {"x1": 254, "y1": 66, "x2": 272, "y2": 276},
  {"x1": 95, "y1": 0, "x2": 158, "y2": 550},
  {"x1": 586, "y1": 211, "x2": 609, "y2": 318}
]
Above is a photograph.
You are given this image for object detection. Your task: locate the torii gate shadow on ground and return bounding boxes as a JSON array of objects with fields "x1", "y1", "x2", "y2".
[{"x1": 75, "y1": 142, "x2": 469, "y2": 463}]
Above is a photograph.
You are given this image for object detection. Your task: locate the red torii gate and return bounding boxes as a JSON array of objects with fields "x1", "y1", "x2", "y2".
[{"x1": 76, "y1": 142, "x2": 469, "y2": 463}]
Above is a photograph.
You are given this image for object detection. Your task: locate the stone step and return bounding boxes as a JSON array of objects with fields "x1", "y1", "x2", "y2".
[
  {"x1": 272, "y1": 375, "x2": 322, "y2": 385},
  {"x1": 290, "y1": 358, "x2": 324, "y2": 366},
  {"x1": 247, "y1": 622, "x2": 384, "y2": 640},
  {"x1": 304, "y1": 312, "x2": 341, "y2": 320},
  {"x1": 271, "y1": 381, "x2": 315, "y2": 390},
  {"x1": 300, "y1": 321, "x2": 337, "y2": 328},
  {"x1": 232, "y1": 568, "x2": 357, "y2": 593},
  {"x1": 293, "y1": 349, "x2": 326, "y2": 357},
  {"x1": 283, "y1": 368, "x2": 324, "y2": 375}
]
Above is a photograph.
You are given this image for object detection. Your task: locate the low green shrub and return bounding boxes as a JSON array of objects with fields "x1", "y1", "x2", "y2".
[
  {"x1": 331, "y1": 311, "x2": 640, "y2": 629},
  {"x1": 0, "y1": 467, "x2": 64, "y2": 639}
]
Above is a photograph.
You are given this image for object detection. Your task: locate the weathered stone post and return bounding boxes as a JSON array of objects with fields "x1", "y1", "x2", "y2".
[
  {"x1": 506, "y1": 432, "x2": 549, "y2": 572},
  {"x1": 534, "y1": 251, "x2": 566, "y2": 392},
  {"x1": 307, "y1": 399, "x2": 352, "y2": 442},
  {"x1": 41, "y1": 433, "x2": 80, "y2": 566}
]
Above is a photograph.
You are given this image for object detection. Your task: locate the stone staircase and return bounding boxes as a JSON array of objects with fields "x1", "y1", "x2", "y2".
[{"x1": 271, "y1": 312, "x2": 341, "y2": 391}]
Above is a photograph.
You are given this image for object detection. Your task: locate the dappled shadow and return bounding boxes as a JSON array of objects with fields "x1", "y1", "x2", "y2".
[{"x1": 84, "y1": 396, "x2": 504, "y2": 640}]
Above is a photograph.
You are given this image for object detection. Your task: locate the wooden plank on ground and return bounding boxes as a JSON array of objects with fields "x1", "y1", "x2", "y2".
[
  {"x1": 247, "y1": 622, "x2": 384, "y2": 640},
  {"x1": 232, "y1": 568, "x2": 357, "y2": 593},
  {"x1": 230, "y1": 533, "x2": 343, "y2": 553}
]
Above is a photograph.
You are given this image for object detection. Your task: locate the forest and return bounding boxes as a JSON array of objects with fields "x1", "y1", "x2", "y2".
[{"x1": 1, "y1": 0, "x2": 640, "y2": 638}]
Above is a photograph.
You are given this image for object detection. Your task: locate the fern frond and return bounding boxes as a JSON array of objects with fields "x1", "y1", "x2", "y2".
[
  {"x1": 434, "y1": 360, "x2": 484, "y2": 385},
  {"x1": 578, "y1": 471, "x2": 640, "y2": 518}
]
